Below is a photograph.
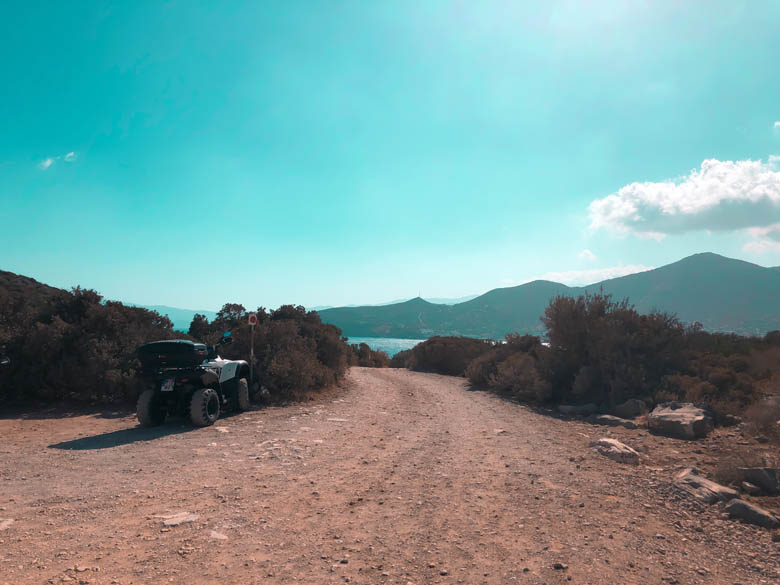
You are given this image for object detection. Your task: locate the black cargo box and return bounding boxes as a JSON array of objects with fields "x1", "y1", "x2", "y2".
[{"x1": 137, "y1": 340, "x2": 208, "y2": 370}]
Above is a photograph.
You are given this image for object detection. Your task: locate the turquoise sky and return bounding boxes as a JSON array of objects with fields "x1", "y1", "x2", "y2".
[{"x1": 2, "y1": 1, "x2": 779, "y2": 310}]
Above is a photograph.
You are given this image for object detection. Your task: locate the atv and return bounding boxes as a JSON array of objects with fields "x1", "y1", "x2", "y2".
[{"x1": 135, "y1": 333, "x2": 250, "y2": 427}]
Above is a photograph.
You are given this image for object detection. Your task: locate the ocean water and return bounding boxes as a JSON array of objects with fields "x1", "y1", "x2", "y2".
[{"x1": 346, "y1": 336, "x2": 424, "y2": 357}]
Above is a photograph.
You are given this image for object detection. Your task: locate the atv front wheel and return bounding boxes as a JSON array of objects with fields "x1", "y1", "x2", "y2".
[
  {"x1": 236, "y1": 378, "x2": 250, "y2": 411},
  {"x1": 190, "y1": 388, "x2": 220, "y2": 426},
  {"x1": 137, "y1": 390, "x2": 166, "y2": 427}
]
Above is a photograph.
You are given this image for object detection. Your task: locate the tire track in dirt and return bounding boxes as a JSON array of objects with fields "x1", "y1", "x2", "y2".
[{"x1": 0, "y1": 367, "x2": 778, "y2": 585}]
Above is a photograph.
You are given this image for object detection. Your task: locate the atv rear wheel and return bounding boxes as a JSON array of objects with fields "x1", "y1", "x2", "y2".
[
  {"x1": 236, "y1": 377, "x2": 250, "y2": 411},
  {"x1": 137, "y1": 390, "x2": 166, "y2": 427},
  {"x1": 190, "y1": 388, "x2": 220, "y2": 427}
]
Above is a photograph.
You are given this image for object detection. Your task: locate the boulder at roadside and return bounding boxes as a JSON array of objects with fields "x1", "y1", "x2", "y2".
[
  {"x1": 614, "y1": 398, "x2": 647, "y2": 419},
  {"x1": 738, "y1": 467, "x2": 780, "y2": 495},
  {"x1": 724, "y1": 499, "x2": 779, "y2": 529},
  {"x1": 587, "y1": 414, "x2": 639, "y2": 430},
  {"x1": 647, "y1": 402, "x2": 713, "y2": 439},
  {"x1": 589, "y1": 438, "x2": 640, "y2": 465},
  {"x1": 674, "y1": 468, "x2": 739, "y2": 504}
]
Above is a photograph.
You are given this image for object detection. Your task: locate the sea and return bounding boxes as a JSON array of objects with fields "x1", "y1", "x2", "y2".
[{"x1": 346, "y1": 336, "x2": 423, "y2": 357}]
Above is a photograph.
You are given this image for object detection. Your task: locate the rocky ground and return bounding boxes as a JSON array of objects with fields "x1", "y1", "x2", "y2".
[{"x1": 0, "y1": 367, "x2": 778, "y2": 585}]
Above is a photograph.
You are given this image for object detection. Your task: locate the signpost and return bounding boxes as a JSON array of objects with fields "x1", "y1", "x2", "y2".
[{"x1": 248, "y1": 312, "x2": 258, "y2": 386}]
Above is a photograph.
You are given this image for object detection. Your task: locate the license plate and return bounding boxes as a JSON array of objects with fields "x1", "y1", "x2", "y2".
[{"x1": 161, "y1": 378, "x2": 175, "y2": 392}]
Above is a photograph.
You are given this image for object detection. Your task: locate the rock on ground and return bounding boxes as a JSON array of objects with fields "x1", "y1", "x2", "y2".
[
  {"x1": 738, "y1": 467, "x2": 780, "y2": 495},
  {"x1": 647, "y1": 402, "x2": 713, "y2": 439},
  {"x1": 614, "y1": 398, "x2": 647, "y2": 419},
  {"x1": 724, "y1": 499, "x2": 780, "y2": 529},
  {"x1": 589, "y1": 438, "x2": 640, "y2": 465},
  {"x1": 674, "y1": 468, "x2": 739, "y2": 504},
  {"x1": 587, "y1": 414, "x2": 639, "y2": 430},
  {"x1": 159, "y1": 512, "x2": 199, "y2": 527}
]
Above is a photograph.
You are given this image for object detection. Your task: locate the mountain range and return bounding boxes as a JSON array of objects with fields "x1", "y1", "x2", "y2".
[{"x1": 317, "y1": 253, "x2": 780, "y2": 339}]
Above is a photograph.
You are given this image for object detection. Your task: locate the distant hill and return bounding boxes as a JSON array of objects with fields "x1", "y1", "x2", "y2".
[
  {"x1": 132, "y1": 305, "x2": 218, "y2": 332},
  {"x1": 317, "y1": 253, "x2": 780, "y2": 338}
]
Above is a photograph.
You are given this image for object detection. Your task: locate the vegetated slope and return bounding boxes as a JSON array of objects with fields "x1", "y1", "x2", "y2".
[
  {"x1": 582, "y1": 253, "x2": 780, "y2": 334},
  {"x1": 318, "y1": 253, "x2": 780, "y2": 338}
]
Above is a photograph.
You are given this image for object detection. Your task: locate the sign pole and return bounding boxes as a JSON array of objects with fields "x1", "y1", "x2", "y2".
[{"x1": 248, "y1": 312, "x2": 258, "y2": 387}]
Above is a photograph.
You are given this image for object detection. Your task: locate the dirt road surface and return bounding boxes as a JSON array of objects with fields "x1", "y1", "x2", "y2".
[{"x1": 1, "y1": 368, "x2": 778, "y2": 585}]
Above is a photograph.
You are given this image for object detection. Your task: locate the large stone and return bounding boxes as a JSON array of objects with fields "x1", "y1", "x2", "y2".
[
  {"x1": 724, "y1": 499, "x2": 779, "y2": 529},
  {"x1": 738, "y1": 468, "x2": 780, "y2": 495},
  {"x1": 674, "y1": 468, "x2": 739, "y2": 504},
  {"x1": 614, "y1": 398, "x2": 648, "y2": 419},
  {"x1": 647, "y1": 402, "x2": 713, "y2": 439},
  {"x1": 158, "y1": 512, "x2": 199, "y2": 527},
  {"x1": 558, "y1": 403, "x2": 598, "y2": 416},
  {"x1": 587, "y1": 414, "x2": 639, "y2": 430},
  {"x1": 589, "y1": 438, "x2": 640, "y2": 465}
]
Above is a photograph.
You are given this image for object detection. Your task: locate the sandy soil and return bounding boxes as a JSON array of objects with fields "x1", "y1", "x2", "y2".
[{"x1": 0, "y1": 367, "x2": 778, "y2": 585}]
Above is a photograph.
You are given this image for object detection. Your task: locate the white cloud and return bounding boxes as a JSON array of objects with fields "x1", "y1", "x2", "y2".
[
  {"x1": 743, "y1": 222, "x2": 780, "y2": 253},
  {"x1": 774, "y1": 121, "x2": 780, "y2": 128},
  {"x1": 528, "y1": 264, "x2": 654, "y2": 286},
  {"x1": 588, "y1": 157, "x2": 780, "y2": 239},
  {"x1": 38, "y1": 151, "x2": 78, "y2": 170},
  {"x1": 578, "y1": 248, "x2": 597, "y2": 262}
]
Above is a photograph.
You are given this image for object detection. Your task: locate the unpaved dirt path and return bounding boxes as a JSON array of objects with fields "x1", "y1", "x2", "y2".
[{"x1": 0, "y1": 368, "x2": 777, "y2": 585}]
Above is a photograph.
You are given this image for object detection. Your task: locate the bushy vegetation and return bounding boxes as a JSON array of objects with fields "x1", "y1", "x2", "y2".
[
  {"x1": 349, "y1": 343, "x2": 391, "y2": 368},
  {"x1": 0, "y1": 282, "x2": 183, "y2": 403},
  {"x1": 0, "y1": 270, "x2": 353, "y2": 406},
  {"x1": 396, "y1": 336, "x2": 494, "y2": 376},
  {"x1": 188, "y1": 304, "x2": 352, "y2": 402},
  {"x1": 390, "y1": 349, "x2": 413, "y2": 369},
  {"x1": 407, "y1": 293, "x2": 779, "y2": 422}
]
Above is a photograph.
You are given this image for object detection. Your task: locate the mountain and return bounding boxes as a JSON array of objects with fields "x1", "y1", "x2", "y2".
[
  {"x1": 317, "y1": 253, "x2": 780, "y2": 338},
  {"x1": 132, "y1": 305, "x2": 218, "y2": 332},
  {"x1": 311, "y1": 295, "x2": 477, "y2": 312}
]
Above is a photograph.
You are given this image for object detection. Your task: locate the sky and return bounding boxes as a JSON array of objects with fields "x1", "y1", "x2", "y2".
[{"x1": 2, "y1": 1, "x2": 780, "y2": 310}]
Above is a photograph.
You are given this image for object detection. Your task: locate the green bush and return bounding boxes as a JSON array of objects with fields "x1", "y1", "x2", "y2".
[
  {"x1": 406, "y1": 336, "x2": 494, "y2": 376},
  {"x1": 390, "y1": 349, "x2": 413, "y2": 368},
  {"x1": 0, "y1": 286, "x2": 182, "y2": 403},
  {"x1": 0, "y1": 268, "x2": 353, "y2": 406},
  {"x1": 409, "y1": 292, "x2": 767, "y2": 420},
  {"x1": 197, "y1": 304, "x2": 352, "y2": 402},
  {"x1": 350, "y1": 343, "x2": 390, "y2": 368}
]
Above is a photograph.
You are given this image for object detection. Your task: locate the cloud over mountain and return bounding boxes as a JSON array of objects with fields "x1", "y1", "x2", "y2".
[{"x1": 588, "y1": 157, "x2": 780, "y2": 241}]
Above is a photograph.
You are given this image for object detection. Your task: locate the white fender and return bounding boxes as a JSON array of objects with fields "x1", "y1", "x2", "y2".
[{"x1": 219, "y1": 361, "x2": 240, "y2": 383}]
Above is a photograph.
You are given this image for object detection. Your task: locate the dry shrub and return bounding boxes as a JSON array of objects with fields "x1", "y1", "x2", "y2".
[
  {"x1": 489, "y1": 352, "x2": 551, "y2": 402},
  {"x1": 407, "y1": 336, "x2": 494, "y2": 376},
  {"x1": 350, "y1": 343, "x2": 391, "y2": 368},
  {"x1": 390, "y1": 349, "x2": 412, "y2": 368},
  {"x1": 713, "y1": 449, "x2": 774, "y2": 486},
  {"x1": 743, "y1": 395, "x2": 780, "y2": 440}
]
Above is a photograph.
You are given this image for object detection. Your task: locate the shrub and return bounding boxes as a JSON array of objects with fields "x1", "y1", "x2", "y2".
[
  {"x1": 0, "y1": 286, "x2": 183, "y2": 404},
  {"x1": 350, "y1": 343, "x2": 391, "y2": 368},
  {"x1": 390, "y1": 349, "x2": 413, "y2": 368},
  {"x1": 206, "y1": 305, "x2": 351, "y2": 402},
  {"x1": 0, "y1": 267, "x2": 354, "y2": 406},
  {"x1": 407, "y1": 336, "x2": 494, "y2": 376},
  {"x1": 541, "y1": 292, "x2": 687, "y2": 407}
]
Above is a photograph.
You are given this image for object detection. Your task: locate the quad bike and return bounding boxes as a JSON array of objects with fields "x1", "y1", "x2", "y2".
[{"x1": 135, "y1": 333, "x2": 250, "y2": 427}]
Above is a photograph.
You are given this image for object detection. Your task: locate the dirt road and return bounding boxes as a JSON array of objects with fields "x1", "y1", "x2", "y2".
[{"x1": 0, "y1": 368, "x2": 777, "y2": 585}]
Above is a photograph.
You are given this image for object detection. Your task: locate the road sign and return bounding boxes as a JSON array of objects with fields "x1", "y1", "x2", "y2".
[{"x1": 248, "y1": 313, "x2": 257, "y2": 385}]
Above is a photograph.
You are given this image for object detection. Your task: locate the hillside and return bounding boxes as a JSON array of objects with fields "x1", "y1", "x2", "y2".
[{"x1": 318, "y1": 253, "x2": 780, "y2": 338}]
